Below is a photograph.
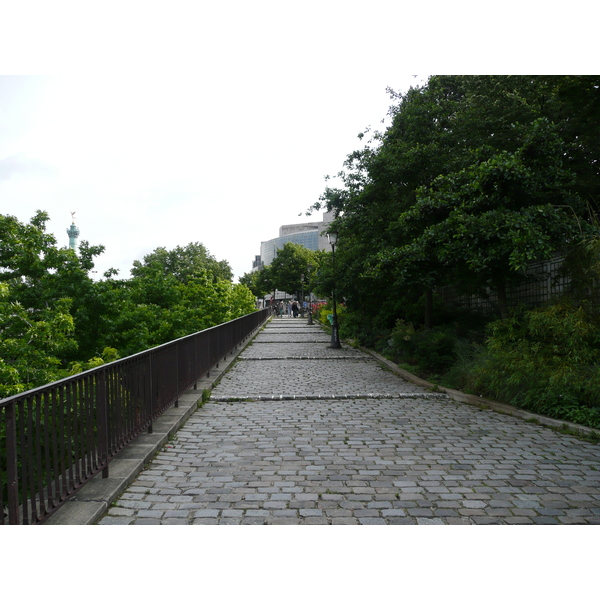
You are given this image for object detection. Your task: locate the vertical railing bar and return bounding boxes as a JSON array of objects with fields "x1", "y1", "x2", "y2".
[
  {"x1": 86, "y1": 374, "x2": 96, "y2": 473},
  {"x1": 105, "y1": 370, "x2": 112, "y2": 454},
  {"x1": 58, "y1": 387, "x2": 68, "y2": 500},
  {"x1": 90, "y1": 374, "x2": 96, "y2": 467},
  {"x1": 175, "y1": 342, "x2": 179, "y2": 408},
  {"x1": 67, "y1": 382, "x2": 76, "y2": 490},
  {"x1": 18, "y1": 402, "x2": 29, "y2": 524},
  {"x1": 127, "y1": 366, "x2": 133, "y2": 442},
  {"x1": 106, "y1": 369, "x2": 114, "y2": 456},
  {"x1": 43, "y1": 390, "x2": 53, "y2": 513},
  {"x1": 130, "y1": 361, "x2": 136, "y2": 434},
  {"x1": 123, "y1": 368, "x2": 128, "y2": 442},
  {"x1": 26, "y1": 396, "x2": 38, "y2": 523},
  {"x1": 136, "y1": 358, "x2": 142, "y2": 432},
  {"x1": 139, "y1": 357, "x2": 145, "y2": 432},
  {"x1": 97, "y1": 369, "x2": 109, "y2": 479},
  {"x1": 0, "y1": 411, "x2": 4, "y2": 526},
  {"x1": 78, "y1": 378, "x2": 86, "y2": 481},
  {"x1": 78, "y1": 378, "x2": 86, "y2": 478},
  {"x1": 44, "y1": 390, "x2": 56, "y2": 510},
  {"x1": 35, "y1": 392, "x2": 45, "y2": 520},
  {"x1": 0, "y1": 407, "x2": 4, "y2": 526},
  {"x1": 115, "y1": 366, "x2": 123, "y2": 450},
  {"x1": 85, "y1": 376, "x2": 92, "y2": 475},
  {"x1": 194, "y1": 334, "x2": 198, "y2": 389},
  {"x1": 147, "y1": 353, "x2": 154, "y2": 434},
  {"x1": 51, "y1": 389, "x2": 60, "y2": 505},
  {"x1": 73, "y1": 380, "x2": 82, "y2": 485},
  {"x1": 5, "y1": 402, "x2": 20, "y2": 525}
]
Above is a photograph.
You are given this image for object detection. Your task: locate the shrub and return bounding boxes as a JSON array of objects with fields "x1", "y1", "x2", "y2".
[
  {"x1": 471, "y1": 302, "x2": 600, "y2": 428},
  {"x1": 388, "y1": 320, "x2": 459, "y2": 375},
  {"x1": 318, "y1": 304, "x2": 346, "y2": 327},
  {"x1": 440, "y1": 338, "x2": 486, "y2": 392}
]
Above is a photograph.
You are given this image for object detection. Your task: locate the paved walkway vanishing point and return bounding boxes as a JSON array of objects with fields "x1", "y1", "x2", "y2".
[{"x1": 97, "y1": 317, "x2": 600, "y2": 525}]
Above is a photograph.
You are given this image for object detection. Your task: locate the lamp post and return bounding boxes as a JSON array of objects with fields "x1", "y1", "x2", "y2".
[
  {"x1": 306, "y1": 263, "x2": 313, "y2": 325},
  {"x1": 327, "y1": 231, "x2": 341, "y2": 349}
]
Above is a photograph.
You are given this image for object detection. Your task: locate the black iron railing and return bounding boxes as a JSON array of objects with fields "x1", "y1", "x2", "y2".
[{"x1": 0, "y1": 308, "x2": 270, "y2": 525}]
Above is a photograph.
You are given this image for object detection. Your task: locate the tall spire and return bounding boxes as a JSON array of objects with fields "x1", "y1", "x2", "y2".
[{"x1": 67, "y1": 211, "x2": 80, "y2": 251}]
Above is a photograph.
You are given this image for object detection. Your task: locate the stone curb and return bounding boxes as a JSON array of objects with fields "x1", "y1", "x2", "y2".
[
  {"x1": 43, "y1": 320, "x2": 270, "y2": 525},
  {"x1": 360, "y1": 345, "x2": 600, "y2": 439},
  {"x1": 237, "y1": 356, "x2": 368, "y2": 361},
  {"x1": 211, "y1": 393, "x2": 450, "y2": 402},
  {"x1": 314, "y1": 322, "x2": 600, "y2": 437}
]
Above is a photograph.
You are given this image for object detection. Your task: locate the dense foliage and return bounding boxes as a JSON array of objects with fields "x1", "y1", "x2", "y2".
[
  {"x1": 0, "y1": 211, "x2": 256, "y2": 397},
  {"x1": 240, "y1": 242, "x2": 327, "y2": 301},
  {"x1": 308, "y1": 76, "x2": 600, "y2": 428}
]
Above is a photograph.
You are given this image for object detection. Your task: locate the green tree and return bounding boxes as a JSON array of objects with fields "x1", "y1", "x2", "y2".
[
  {"x1": 308, "y1": 76, "x2": 600, "y2": 327},
  {"x1": 0, "y1": 212, "x2": 255, "y2": 394},
  {"x1": 0, "y1": 283, "x2": 76, "y2": 395},
  {"x1": 131, "y1": 242, "x2": 233, "y2": 283},
  {"x1": 227, "y1": 283, "x2": 257, "y2": 318},
  {"x1": 376, "y1": 119, "x2": 587, "y2": 318},
  {"x1": 102, "y1": 248, "x2": 254, "y2": 356},
  {"x1": 268, "y1": 243, "x2": 325, "y2": 299},
  {"x1": 0, "y1": 210, "x2": 107, "y2": 360},
  {"x1": 239, "y1": 270, "x2": 272, "y2": 299}
]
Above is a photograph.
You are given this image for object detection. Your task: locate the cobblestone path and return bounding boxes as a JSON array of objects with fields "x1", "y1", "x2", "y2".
[{"x1": 98, "y1": 317, "x2": 600, "y2": 524}]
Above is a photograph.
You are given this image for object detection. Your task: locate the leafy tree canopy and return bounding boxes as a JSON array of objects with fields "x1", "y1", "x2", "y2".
[
  {"x1": 131, "y1": 242, "x2": 233, "y2": 283},
  {"x1": 306, "y1": 76, "x2": 600, "y2": 325},
  {"x1": 0, "y1": 213, "x2": 255, "y2": 396}
]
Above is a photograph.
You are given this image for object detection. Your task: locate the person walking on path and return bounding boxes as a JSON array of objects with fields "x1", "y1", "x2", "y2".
[{"x1": 291, "y1": 301, "x2": 299, "y2": 318}]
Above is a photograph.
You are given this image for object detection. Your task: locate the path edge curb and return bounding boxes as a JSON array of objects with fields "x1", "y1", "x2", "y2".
[{"x1": 360, "y1": 345, "x2": 600, "y2": 439}]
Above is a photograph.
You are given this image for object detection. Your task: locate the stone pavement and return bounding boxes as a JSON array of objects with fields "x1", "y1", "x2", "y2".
[{"x1": 97, "y1": 316, "x2": 600, "y2": 525}]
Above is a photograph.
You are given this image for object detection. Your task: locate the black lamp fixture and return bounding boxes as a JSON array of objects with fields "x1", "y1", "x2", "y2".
[{"x1": 327, "y1": 231, "x2": 341, "y2": 349}]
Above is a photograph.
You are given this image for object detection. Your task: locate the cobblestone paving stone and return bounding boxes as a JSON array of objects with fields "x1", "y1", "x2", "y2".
[
  {"x1": 241, "y1": 342, "x2": 366, "y2": 359},
  {"x1": 98, "y1": 317, "x2": 600, "y2": 525},
  {"x1": 211, "y1": 358, "x2": 429, "y2": 398}
]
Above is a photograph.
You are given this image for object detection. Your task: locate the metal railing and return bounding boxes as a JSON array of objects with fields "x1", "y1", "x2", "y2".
[{"x1": 0, "y1": 308, "x2": 270, "y2": 525}]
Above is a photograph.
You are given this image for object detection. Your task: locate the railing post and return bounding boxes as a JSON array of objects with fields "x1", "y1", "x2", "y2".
[
  {"x1": 5, "y1": 402, "x2": 20, "y2": 525},
  {"x1": 194, "y1": 334, "x2": 198, "y2": 390},
  {"x1": 174, "y1": 342, "x2": 179, "y2": 408},
  {"x1": 148, "y1": 353, "x2": 154, "y2": 434},
  {"x1": 97, "y1": 370, "x2": 110, "y2": 479}
]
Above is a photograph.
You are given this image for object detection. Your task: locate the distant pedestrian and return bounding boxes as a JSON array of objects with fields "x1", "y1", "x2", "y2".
[
  {"x1": 292, "y1": 301, "x2": 299, "y2": 318},
  {"x1": 278, "y1": 301, "x2": 284, "y2": 317}
]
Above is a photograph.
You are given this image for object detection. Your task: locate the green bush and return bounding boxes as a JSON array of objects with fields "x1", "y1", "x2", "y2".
[
  {"x1": 388, "y1": 320, "x2": 459, "y2": 375},
  {"x1": 320, "y1": 300, "x2": 600, "y2": 429},
  {"x1": 440, "y1": 338, "x2": 485, "y2": 392},
  {"x1": 318, "y1": 304, "x2": 346, "y2": 327},
  {"x1": 337, "y1": 311, "x2": 389, "y2": 350},
  {"x1": 471, "y1": 302, "x2": 600, "y2": 428}
]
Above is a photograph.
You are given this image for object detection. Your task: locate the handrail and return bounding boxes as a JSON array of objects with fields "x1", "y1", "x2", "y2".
[{"x1": 0, "y1": 308, "x2": 270, "y2": 525}]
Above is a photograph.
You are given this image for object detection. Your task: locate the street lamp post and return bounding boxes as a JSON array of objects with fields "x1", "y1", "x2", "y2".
[
  {"x1": 307, "y1": 264, "x2": 313, "y2": 325},
  {"x1": 327, "y1": 232, "x2": 341, "y2": 349}
]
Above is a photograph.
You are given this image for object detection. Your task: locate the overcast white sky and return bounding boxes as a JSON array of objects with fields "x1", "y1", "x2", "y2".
[{"x1": 0, "y1": 2, "x2": 594, "y2": 282}]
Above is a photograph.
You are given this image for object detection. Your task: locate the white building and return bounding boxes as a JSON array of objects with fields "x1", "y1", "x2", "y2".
[{"x1": 252, "y1": 212, "x2": 334, "y2": 271}]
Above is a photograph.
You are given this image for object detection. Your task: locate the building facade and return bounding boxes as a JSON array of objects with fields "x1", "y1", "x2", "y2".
[{"x1": 252, "y1": 212, "x2": 334, "y2": 271}]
